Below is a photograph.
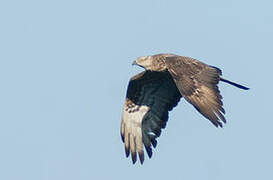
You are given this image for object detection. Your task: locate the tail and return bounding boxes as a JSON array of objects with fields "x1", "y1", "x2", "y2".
[{"x1": 220, "y1": 77, "x2": 250, "y2": 90}]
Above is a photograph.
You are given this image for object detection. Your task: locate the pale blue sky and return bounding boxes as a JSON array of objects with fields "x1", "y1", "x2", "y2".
[{"x1": 0, "y1": 0, "x2": 272, "y2": 179}]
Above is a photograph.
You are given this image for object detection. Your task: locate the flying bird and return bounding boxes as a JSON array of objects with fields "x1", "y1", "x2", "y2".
[{"x1": 120, "y1": 53, "x2": 249, "y2": 164}]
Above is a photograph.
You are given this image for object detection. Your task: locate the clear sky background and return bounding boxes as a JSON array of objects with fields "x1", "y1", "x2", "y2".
[{"x1": 0, "y1": 0, "x2": 272, "y2": 179}]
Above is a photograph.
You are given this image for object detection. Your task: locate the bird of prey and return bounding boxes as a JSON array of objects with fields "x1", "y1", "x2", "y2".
[{"x1": 120, "y1": 53, "x2": 249, "y2": 164}]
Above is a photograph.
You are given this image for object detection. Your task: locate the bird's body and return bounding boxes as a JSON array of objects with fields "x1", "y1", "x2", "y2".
[{"x1": 121, "y1": 54, "x2": 249, "y2": 164}]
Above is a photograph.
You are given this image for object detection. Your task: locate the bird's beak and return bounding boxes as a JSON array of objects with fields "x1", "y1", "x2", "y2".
[{"x1": 132, "y1": 60, "x2": 137, "y2": 66}]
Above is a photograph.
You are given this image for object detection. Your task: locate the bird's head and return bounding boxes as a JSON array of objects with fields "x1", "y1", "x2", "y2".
[
  {"x1": 132, "y1": 54, "x2": 167, "y2": 71},
  {"x1": 133, "y1": 56, "x2": 153, "y2": 69}
]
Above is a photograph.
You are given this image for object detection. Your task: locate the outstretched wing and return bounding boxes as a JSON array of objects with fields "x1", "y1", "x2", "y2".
[
  {"x1": 121, "y1": 70, "x2": 181, "y2": 164},
  {"x1": 164, "y1": 56, "x2": 226, "y2": 127}
]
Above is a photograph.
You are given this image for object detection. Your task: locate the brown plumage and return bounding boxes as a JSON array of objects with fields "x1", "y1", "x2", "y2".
[{"x1": 121, "y1": 53, "x2": 249, "y2": 164}]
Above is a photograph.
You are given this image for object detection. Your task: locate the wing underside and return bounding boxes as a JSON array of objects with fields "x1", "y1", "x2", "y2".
[{"x1": 121, "y1": 70, "x2": 181, "y2": 164}]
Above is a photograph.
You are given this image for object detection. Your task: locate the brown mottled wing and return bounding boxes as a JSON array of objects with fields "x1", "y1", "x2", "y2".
[
  {"x1": 121, "y1": 70, "x2": 181, "y2": 164},
  {"x1": 164, "y1": 56, "x2": 226, "y2": 127}
]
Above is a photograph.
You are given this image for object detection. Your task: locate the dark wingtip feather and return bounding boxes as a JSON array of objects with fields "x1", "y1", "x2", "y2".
[
  {"x1": 151, "y1": 139, "x2": 157, "y2": 148},
  {"x1": 143, "y1": 134, "x2": 153, "y2": 158},
  {"x1": 216, "y1": 110, "x2": 226, "y2": 124},
  {"x1": 121, "y1": 134, "x2": 124, "y2": 142},
  {"x1": 131, "y1": 152, "x2": 137, "y2": 164},
  {"x1": 139, "y1": 152, "x2": 144, "y2": 164},
  {"x1": 145, "y1": 145, "x2": 153, "y2": 158},
  {"x1": 218, "y1": 121, "x2": 223, "y2": 128},
  {"x1": 211, "y1": 119, "x2": 222, "y2": 128},
  {"x1": 220, "y1": 106, "x2": 226, "y2": 114},
  {"x1": 125, "y1": 147, "x2": 129, "y2": 157}
]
